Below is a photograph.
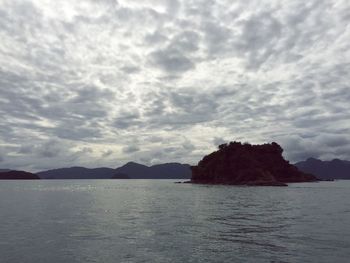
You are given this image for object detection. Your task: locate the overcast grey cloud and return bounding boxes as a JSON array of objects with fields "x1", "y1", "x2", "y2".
[{"x1": 0, "y1": 0, "x2": 349, "y2": 171}]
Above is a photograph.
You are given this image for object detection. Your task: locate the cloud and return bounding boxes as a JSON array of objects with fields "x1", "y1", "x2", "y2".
[
  {"x1": 113, "y1": 110, "x2": 142, "y2": 130},
  {"x1": 149, "y1": 48, "x2": 195, "y2": 73},
  {"x1": 18, "y1": 145, "x2": 33, "y2": 154},
  {"x1": 122, "y1": 145, "x2": 140, "y2": 154},
  {"x1": 101, "y1": 149, "x2": 113, "y2": 158},
  {"x1": 213, "y1": 137, "x2": 226, "y2": 146},
  {"x1": 36, "y1": 140, "x2": 65, "y2": 158},
  {"x1": 0, "y1": 0, "x2": 349, "y2": 171}
]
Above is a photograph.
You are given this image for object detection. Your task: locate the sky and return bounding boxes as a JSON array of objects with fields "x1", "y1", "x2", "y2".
[{"x1": 0, "y1": 0, "x2": 349, "y2": 172}]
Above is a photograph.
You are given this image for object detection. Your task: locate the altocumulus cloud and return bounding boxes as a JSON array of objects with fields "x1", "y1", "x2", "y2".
[{"x1": 0, "y1": 0, "x2": 349, "y2": 171}]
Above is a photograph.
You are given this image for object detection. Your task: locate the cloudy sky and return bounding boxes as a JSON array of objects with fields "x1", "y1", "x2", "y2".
[{"x1": 0, "y1": 0, "x2": 349, "y2": 171}]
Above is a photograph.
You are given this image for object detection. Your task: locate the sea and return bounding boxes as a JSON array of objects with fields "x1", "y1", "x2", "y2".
[{"x1": 0, "y1": 180, "x2": 349, "y2": 263}]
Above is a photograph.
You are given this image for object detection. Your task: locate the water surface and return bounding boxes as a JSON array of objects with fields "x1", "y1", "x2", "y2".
[{"x1": 0, "y1": 180, "x2": 349, "y2": 263}]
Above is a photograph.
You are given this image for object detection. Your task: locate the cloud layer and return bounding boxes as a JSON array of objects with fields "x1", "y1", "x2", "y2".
[{"x1": 0, "y1": 0, "x2": 349, "y2": 171}]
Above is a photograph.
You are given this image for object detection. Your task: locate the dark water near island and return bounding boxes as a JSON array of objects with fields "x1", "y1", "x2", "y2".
[{"x1": 0, "y1": 180, "x2": 349, "y2": 263}]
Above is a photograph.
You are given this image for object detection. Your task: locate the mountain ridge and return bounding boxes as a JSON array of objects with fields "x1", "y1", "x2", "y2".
[
  {"x1": 295, "y1": 158, "x2": 350, "y2": 180},
  {"x1": 36, "y1": 162, "x2": 191, "y2": 179},
  {"x1": 0, "y1": 170, "x2": 40, "y2": 180}
]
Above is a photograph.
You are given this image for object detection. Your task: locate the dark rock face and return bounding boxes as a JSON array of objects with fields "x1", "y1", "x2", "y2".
[
  {"x1": 191, "y1": 142, "x2": 317, "y2": 186},
  {"x1": 0, "y1": 170, "x2": 40, "y2": 180},
  {"x1": 295, "y1": 158, "x2": 350, "y2": 180}
]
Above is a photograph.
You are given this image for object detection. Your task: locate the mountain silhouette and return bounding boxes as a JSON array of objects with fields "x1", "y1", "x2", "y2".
[
  {"x1": 115, "y1": 162, "x2": 191, "y2": 179},
  {"x1": 115, "y1": 162, "x2": 149, "y2": 178},
  {"x1": 112, "y1": 173, "x2": 130, "y2": 179},
  {"x1": 0, "y1": 170, "x2": 40, "y2": 180},
  {"x1": 37, "y1": 162, "x2": 191, "y2": 179},
  {"x1": 37, "y1": 167, "x2": 117, "y2": 179},
  {"x1": 295, "y1": 158, "x2": 350, "y2": 180}
]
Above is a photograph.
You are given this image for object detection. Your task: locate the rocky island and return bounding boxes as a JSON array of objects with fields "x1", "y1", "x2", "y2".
[{"x1": 191, "y1": 141, "x2": 318, "y2": 186}]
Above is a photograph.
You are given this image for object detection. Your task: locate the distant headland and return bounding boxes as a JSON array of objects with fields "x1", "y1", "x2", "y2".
[
  {"x1": 191, "y1": 141, "x2": 318, "y2": 186},
  {"x1": 0, "y1": 170, "x2": 40, "y2": 180}
]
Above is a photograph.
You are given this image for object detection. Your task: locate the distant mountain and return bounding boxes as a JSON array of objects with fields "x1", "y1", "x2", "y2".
[
  {"x1": 37, "y1": 162, "x2": 191, "y2": 179},
  {"x1": 115, "y1": 162, "x2": 149, "y2": 178},
  {"x1": 111, "y1": 173, "x2": 130, "y2": 179},
  {"x1": 0, "y1": 170, "x2": 40, "y2": 180},
  {"x1": 295, "y1": 158, "x2": 350, "y2": 180},
  {"x1": 37, "y1": 167, "x2": 116, "y2": 179},
  {"x1": 115, "y1": 162, "x2": 191, "y2": 179},
  {"x1": 0, "y1": 169, "x2": 11, "y2": 173}
]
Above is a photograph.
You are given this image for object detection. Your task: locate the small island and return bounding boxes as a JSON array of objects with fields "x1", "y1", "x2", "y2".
[
  {"x1": 0, "y1": 170, "x2": 40, "y2": 180},
  {"x1": 191, "y1": 141, "x2": 318, "y2": 186}
]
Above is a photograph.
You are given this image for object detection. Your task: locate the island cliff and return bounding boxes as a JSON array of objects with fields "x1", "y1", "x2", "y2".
[{"x1": 191, "y1": 142, "x2": 317, "y2": 186}]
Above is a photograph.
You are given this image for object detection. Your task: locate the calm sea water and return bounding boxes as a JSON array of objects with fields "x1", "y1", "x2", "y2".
[{"x1": 0, "y1": 180, "x2": 349, "y2": 263}]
